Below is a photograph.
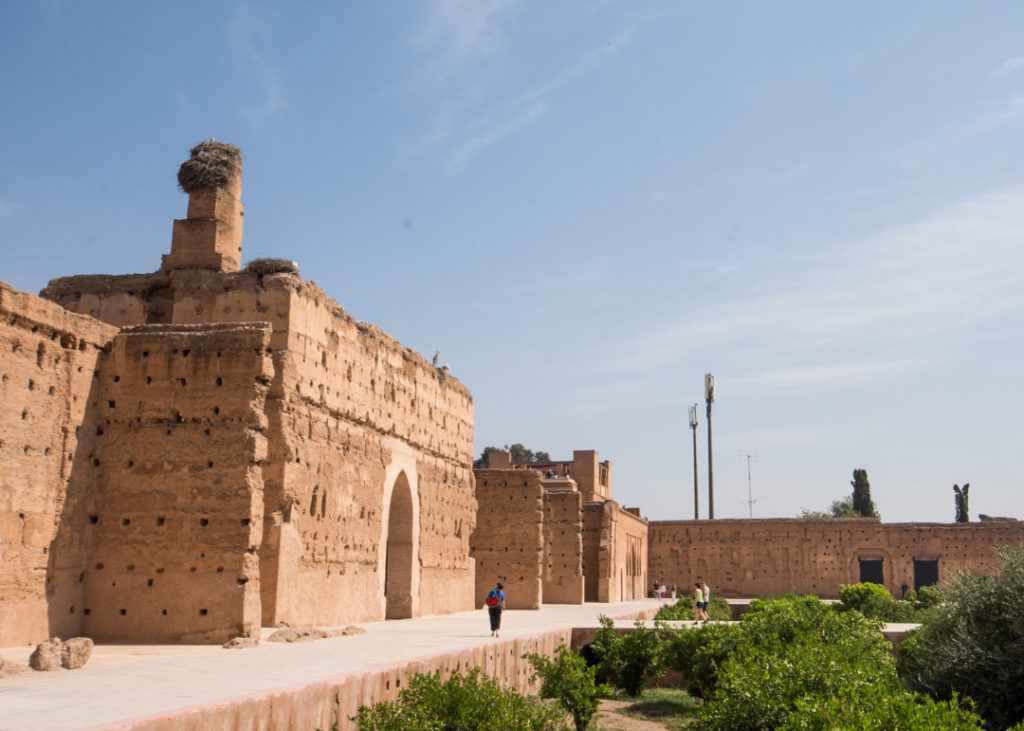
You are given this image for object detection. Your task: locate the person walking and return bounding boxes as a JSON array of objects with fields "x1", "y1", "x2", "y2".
[
  {"x1": 485, "y1": 582, "x2": 505, "y2": 637},
  {"x1": 693, "y1": 582, "x2": 704, "y2": 625},
  {"x1": 701, "y1": 581, "x2": 711, "y2": 623}
]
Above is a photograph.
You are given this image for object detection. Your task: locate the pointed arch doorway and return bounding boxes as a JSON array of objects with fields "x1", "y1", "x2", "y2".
[{"x1": 385, "y1": 472, "x2": 414, "y2": 619}]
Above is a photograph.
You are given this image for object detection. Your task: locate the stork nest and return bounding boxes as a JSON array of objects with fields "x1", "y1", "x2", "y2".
[
  {"x1": 177, "y1": 141, "x2": 242, "y2": 193},
  {"x1": 245, "y1": 258, "x2": 300, "y2": 277}
]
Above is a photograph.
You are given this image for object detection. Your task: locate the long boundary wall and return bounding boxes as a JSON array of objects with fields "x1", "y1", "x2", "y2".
[{"x1": 649, "y1": 518, "x2": 1024, "y2": 599}]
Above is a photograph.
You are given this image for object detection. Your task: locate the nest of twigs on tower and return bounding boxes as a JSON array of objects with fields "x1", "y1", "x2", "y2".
[{"x1": 177, "y1": 141, "x2": 242, "y2": 193}]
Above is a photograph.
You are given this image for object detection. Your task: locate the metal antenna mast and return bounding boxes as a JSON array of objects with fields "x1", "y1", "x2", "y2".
[{"x1": 742, "y1": 453, "x2": 760, "y2": 518}]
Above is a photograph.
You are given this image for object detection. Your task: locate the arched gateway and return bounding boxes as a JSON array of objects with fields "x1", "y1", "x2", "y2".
[{"x1": 384, "y1": 472, "x2": 414, "y2": 619}]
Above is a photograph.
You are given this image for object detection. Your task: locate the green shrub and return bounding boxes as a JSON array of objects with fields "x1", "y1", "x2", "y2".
[
  {"x1": 352, "y1": 667, "x2": 564, "y2": 730},
  {"x1": 662, "y1": 621, "x2": 742, "y2": 699},
  {"x1": 838, "y1": 581, "x2": 938, "y2": 623},
  {"x1": 838, "y1": 581, "x2": 894, "y2": 619},
  {"x1": 698, "y1": 595, "x2": 896, "y2": 731},
  {"x1": 588, "y1": 616, "x2": 665, "y2": 697},
  {"x1": 898, "y1": 544, "x2": 1024, "y2": 731},
  {"x1": 779, "y1": 686, "x2": 983, "y2": 730},
  {"x1": 525, "y1": 644, "x2": 607, "y2": 731},
  {"x1": 915, "y1": 583, "x2": 944, "y2": 609}
]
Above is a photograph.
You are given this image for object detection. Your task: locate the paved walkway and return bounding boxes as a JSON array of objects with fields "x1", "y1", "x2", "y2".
[{"x1": 0, "y1": 599, "x2": 667, "y2": 731}]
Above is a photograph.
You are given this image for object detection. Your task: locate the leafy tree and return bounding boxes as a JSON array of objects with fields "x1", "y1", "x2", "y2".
[
  {"x1": 473, "y1": 444, "x2": 552, "y2": 468},
  {"x1": 780, "y1": 686, "x2": 983, "y2": 730},
  {"x1": 851, "y1": 468, "x2": 880, "y2": 518},
  {"x1": 352, "y1": 667, "x2": 564, "y2": 730},
  {"x1": 698, "y1": 595, "x2": 902, "y2": 731},
  {"x1": 662, "y1": 621, "x2": 743, "y2": 699},
  {"x1": 525, "y1": 644, "x2": 608, "y2": 731},
  {"x1": 800, "y1": 495, "x2": 860, "y2": 518},
  {"x1": 954, "y1": 483, "x2": 970, "y2": 522},
  {"x1": 898, "y1": 544, "x2": 1024, "y2": 731},
  {"x1": 588, "y1": 616, "x2": 665, "y2": 697}
]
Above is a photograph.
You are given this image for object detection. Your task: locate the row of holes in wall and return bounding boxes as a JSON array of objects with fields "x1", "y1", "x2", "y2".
[
  {"x1": 88, "y1": 515, "x2": 251, "y2": 528},
  {"x1": 70, "y1": 606, "x2": 210, "y2": 617}
]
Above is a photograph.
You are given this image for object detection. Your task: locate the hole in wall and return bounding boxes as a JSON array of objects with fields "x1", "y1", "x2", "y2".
[
  {"x1": 156, "y1": 516, "x2": 165, "y2": 526},
  {"x1": 198, "y1": 608, "x2": 208, "y2": 616}
]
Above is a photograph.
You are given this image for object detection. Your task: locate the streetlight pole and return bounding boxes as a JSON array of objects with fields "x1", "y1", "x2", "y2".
[
  {"x1": 705, "y1": 373, "x2": 715, "y2": 520},
  {"x1": 688, "y1": 404, "x2": 699, "y2": 520}
]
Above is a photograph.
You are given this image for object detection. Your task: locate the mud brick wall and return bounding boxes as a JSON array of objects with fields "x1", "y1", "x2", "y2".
[
  {"x1": 0, "y1": 283, "x2": 118, "y2": 645},
  {"x1": 542, "y1": 488, "x2": 584, "y2": 604},
  {"x1": 42, "y1": 267, "x2": 478, "y2": 627},
  {"x1": 582, "y1": 500, "x2": 616, "y2": 602},
  {"x1": 471, "y1": 469, "x2": 544, "y2": 609},
  {"x1": 648, "y1": 519, "x2": 1024, "y2": 599},
  {"x1": 80, "y1": 323, "x2": 272, "y2": 642},
  {"x1": 258, "y1": 282, "x2": 475, "y2": 626},
  {"x1": 614, "y1": 507, "x2": 649, "y2": 601}
]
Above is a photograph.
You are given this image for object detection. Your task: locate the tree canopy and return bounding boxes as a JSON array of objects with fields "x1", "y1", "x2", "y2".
[
  {"x1": 473, "y1": 444, "x2": 552, "y2": 469},
  {"x1": 800, "y1": 469, "x2": 880, "y2": 518}
]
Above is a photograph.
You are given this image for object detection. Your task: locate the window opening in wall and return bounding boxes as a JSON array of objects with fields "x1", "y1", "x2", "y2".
[
  {"x1": 858, "y1": 558, "x2": 883, "y2": 584},
  {"x1": 914, "y1": 559, "x2": 939, "y2": 590},
  {"x1": 385, "y1": 471, "x2": 414, "y2": 619}
]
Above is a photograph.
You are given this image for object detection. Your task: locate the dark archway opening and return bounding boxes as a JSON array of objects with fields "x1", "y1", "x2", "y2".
[{"x1": 385, "y1": 472, "x2": 414, "y2": 619}]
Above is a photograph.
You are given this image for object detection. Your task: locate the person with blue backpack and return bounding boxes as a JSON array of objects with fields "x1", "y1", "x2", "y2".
[{"x1": 485, "y1": 582, "x2": 505, "y2": 637}]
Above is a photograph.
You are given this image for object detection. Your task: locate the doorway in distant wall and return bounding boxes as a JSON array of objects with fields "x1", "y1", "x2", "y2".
[
  {"x1": 914, "y1": 559, "x2": 939, "y2": 590},
  {"x1": 859, "y1": 558, "x2": 884, "y2": 585},
  {"x1": 385, "y1": 472, "x2": 414, "y2": 619}
]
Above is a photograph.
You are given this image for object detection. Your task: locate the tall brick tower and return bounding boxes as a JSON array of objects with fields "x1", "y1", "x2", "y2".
[{"x1": 161, "y1": 141, "x2": 244, "y2": 272}]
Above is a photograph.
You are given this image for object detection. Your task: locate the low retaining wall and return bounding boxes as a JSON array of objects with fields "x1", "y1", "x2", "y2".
[{"x1": 119, "y1": 607, "x2": 661, "y2": 730}]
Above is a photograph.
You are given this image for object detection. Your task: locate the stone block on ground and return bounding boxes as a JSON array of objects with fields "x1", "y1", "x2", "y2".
[
  {"x1": 267, "y1": 627, "x2": 325, "y2": 643},
  {"x1": 29, "y1": 638, "x2": 62, "y2": 671},
  {"x1": 223, "y1": 636, "x2": 260, "y2": 649},
  {"x1": 61, "y1": 637, "x2": 93, "y2": 669}
]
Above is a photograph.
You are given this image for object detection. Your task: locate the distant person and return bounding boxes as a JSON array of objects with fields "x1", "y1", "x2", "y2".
[
  {"x1": 701, "y1": 580, "x2": 711, "y2": 623},
  {"x1": 693, "y1": 582, "x2": 704, "y2": 624},
  {"x1": 485, "y1": 582, "x2": 505, "y2": 637},
  {"x1": 670, "y1": 584, "x2": 677, "y2": 599}
]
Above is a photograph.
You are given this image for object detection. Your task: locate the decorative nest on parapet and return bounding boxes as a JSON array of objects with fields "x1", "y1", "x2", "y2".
[
  {"x1": 245, "y1": 258, "x2": 300, "y2": 277},
  {"x1": 177, "y1": 140, "x2": 242, "y2": 193}
]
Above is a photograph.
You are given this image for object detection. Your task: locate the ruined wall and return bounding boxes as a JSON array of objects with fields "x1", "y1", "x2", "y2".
[
  {"x1": 614, "y1": 508, "x2": 648, "y2": 602},
  {"x1": 259, "y1": 284, "x2": 475, "y2": 626},
  {"x1": 42, "y1": 265, "x2": 477, "y2": 628},
  {"x1": 542, "y1": 487, "x2": 584, "y2": 604},
  {"x1": 81, "y1": 323, "x2": 272, "y2": 642},
  {"x1": 582, "y1": 500, "x2": 616, "y2": 602},
  {"x1": 648, "y1": 519, "x2": 1024, "y2": 599},
  {"x1": 0, "y1": 282, "x2": 118, "y2": 645},
  {"x1": 471, "y1": 469, "x2": 544, "y2": 609}
]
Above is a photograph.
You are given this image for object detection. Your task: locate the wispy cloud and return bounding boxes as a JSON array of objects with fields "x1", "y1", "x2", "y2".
[
  {"x1": 413, "y1": 0, "x2": 517, "y2": 81},
  {"x1": 965, "y1": 94, "x2": 1024, "y2": 135},
  {"x1": 992, "y1": 56, "x2": 1024, "y2": 78},
  {"x1": 229, "y1": 7, "x2": 286, "y2": 124},
  {"x1": 434, "y1": 30, "x2": 632, "y2": 171},
  {"x1": 592, "y1": 188, "x2": 1024, "y2": 397},
  {"x1": 446, "y1": 103, "x2": 545, "y2": 172}
]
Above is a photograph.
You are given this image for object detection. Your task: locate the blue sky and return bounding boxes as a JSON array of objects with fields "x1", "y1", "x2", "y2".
[{"x1": 3, "y1": 2, "x2": 1023, "y2": 522}]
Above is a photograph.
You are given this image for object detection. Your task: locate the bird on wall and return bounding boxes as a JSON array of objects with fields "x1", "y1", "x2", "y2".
[{"x1": 432, "y1": 351, "x2": 439, "y2": 366}]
